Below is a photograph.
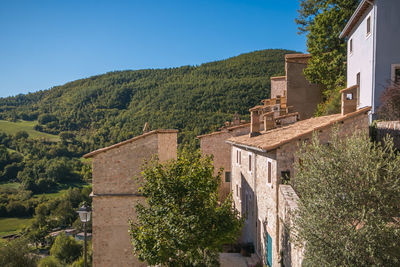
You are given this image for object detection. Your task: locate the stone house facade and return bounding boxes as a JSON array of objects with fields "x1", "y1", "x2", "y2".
[
  {"x1": 199, "y1": 53, "x2": 322, "y2": 201},
  {"x1": 197, "y1": 120, "x2": 254, "y2": 200},
  {"x1": 83, "y1": 129, "x2": 178, "y2": 267},
  {"x1": 227, "y1": 92, "x2": 370, "y2": 266}
]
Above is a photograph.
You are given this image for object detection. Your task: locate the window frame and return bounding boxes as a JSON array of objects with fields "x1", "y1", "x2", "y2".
[
  {"x1": 267, "y1": 160, "x2": 272, "y2": 185},
  {"x1": 391, "y1": 64, "x2": 400, "y2": 83},
  {"x1": 349, "y1": 38, "x2": 353, "y2": 54},
  {"x1": 366, "y1": 16, "x2": 371, "y2": 37}
]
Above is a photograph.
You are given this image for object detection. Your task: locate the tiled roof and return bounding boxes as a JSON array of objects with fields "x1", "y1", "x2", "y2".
[
  {"x1": 227, "y1": 107, "x2": 371, "y2": 152},
  {"x1": 197, "y1": 123, "x2": 250, "y2": 139},
  {"x1": 340, "y1": 0, "x2": 375, "y2": 38},
  {"x1": 285, "y1": 53, "x2": 311, "y2": 59},
  {"x1": 83, "y1": 129, "x2": 178, "y2": 158},
  {"x1": 270, "y1": 76, "x2": 286, "y2": 80}
]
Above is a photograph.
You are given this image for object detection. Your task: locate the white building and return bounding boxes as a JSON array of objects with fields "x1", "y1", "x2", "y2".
[{"x1": 340, "y1": 0, "x2": 400, "y2": 119}]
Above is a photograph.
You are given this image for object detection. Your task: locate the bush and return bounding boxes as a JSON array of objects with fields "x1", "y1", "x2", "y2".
[
  {"x1": 0, "y1": 238, "x2": 38, "y2": 267},
  {"x1": 50, "y1": 232, "x2": 82, "y2": 264},
  {"x1": 38, "y1": 256, "x2": 62, "y2": 267}
]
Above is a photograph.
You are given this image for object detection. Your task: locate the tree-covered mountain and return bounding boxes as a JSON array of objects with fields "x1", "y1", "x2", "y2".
[{"x1": 0, "y1": 49, "x2": 295, "y2": 150}]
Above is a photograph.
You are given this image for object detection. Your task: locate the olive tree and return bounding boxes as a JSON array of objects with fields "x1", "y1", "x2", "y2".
[{"x1": 292, "y1": 131, "x2": 400, "y2": 266}]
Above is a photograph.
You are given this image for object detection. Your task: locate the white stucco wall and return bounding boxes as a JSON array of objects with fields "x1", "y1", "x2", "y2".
[{"x1": 347, "y1": 5, "x2": 374, "y2": 110}]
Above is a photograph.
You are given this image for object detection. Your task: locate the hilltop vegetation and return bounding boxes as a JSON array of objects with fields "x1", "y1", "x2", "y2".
[{"x1": 0, "y1": 49, "x2": 294, "y2": 150}]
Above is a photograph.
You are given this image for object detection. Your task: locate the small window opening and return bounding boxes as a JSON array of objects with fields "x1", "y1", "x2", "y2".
[
  {"x1": 249, "y1": 154, "x2": 252, "y2": 172},
  {"x1": 281, "y1": 171, "x2": 290, "y2": 183},
  {"x1": 350, "y1": 39, "x2": 353, "y2": 53},
  {"x1": 346, "y1": 93, "x2": 353, "y2": 100},
  {"x1": 267, "y1": 161, "x2": 272, "y2": 184},
  {"x1": 225, "y1": 171, "x2": 231, "y2": 182},
  {"x1": 367, "y1": 16, "x2": 371, "y2": 35},
  {"x1": 395, "y1": 68, "x2": 400, "y2": 83}
]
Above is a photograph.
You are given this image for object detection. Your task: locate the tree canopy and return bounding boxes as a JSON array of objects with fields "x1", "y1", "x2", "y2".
[
  {"x1": 296, "y1": 0, "x2": 360, "y2": 115},
  {"x1": 129, "y1": 151, "x2": 243, "y2": 266},
  {"x1": 293, "y1": 131, "x2": 400, "y2": 266}
]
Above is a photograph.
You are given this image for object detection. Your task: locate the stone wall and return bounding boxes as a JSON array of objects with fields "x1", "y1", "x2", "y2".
[
  {"x1": 278, "y1": 185, "x2": 302, "y2": 267},
  {"x1": 376, "y1": 121, "x2": 400, "y2": 149},
  {"x1": 199, "y1": 125, "x2": 251, "y2": 200},
  {"x1": 88, "y1": 130, "x2": 177, "y2": 267},
  {"x1": 271, "y1": 76, "x2": 286, "y2": 98},
  {"x1": 286, "y1": 56, "x2": 323, "y2": 120},
  {"x1": 92, "y1": 196, "x2": 146, "y2": 267},
  {"x1": 276, "y1": 111, "x2": 370, "y2": 183}
]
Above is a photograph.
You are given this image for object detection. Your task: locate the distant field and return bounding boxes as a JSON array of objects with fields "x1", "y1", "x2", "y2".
[
  {"x1": 0, "y1": 217, "x2": 33, "y2": 237},
  {"x1": 0, "y1": 182, "x2": 20, "y2": 192},
  {"x1": 0, "y1": 120, "x2": 59, "y2": 142}
]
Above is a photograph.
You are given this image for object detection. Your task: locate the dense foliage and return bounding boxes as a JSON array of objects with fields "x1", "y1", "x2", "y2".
[
  {"x1": 50, "y1": 232, "x2": 82, "y2": 264},
  {"x1": 296, "y1": 0, "x2": 360, "y2": 115},
  {"x1": 378, "y1": 82, "x2": 400, "y2": 120},
  {"x1": 129, "y1": 151, "x2": 243, "y2": 266},
  {"x1": 0, "y1": 238, "x2": 38, "y2": 267},
  {"x1": 293, "y1": 131, "x2": 400, "y2": 266},
  {"x1": 0, "y1": 49, "x2": 293, "y2": 149}
]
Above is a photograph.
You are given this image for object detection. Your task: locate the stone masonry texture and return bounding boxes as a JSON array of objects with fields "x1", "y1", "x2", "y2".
[
  {"x1": 89, "y1": 130, "x2": 177, "y2": 267},
  {"x1": 231, "y1": 111, "x2": 369, "y2": 266}
]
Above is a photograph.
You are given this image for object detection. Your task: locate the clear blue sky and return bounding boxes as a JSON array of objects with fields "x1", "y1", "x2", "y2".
[{"x1": 0, "y1": 0, "x2": 307, "y2": 98}]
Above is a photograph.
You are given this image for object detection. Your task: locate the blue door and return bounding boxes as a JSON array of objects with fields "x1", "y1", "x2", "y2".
[{"x1": 267, "y1": 232, "x2": 272, "y2": 267}]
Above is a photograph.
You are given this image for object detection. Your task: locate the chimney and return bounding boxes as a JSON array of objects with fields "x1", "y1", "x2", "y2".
[
  {"x1": 143, "y1": 122, "x2": 150, "y2": 133},
  {"x1": 263, "y1": 112, "x2": 275, "y2": 131},
  {"x1": 232, "y1": 113, "x2": 240, "y2": 125},
  {"x1": 249, "y1": 107, "x2": 262, "y2": 137},
  {"x1": 340, "y1": 85, "x2": 358, "y2": 115}
]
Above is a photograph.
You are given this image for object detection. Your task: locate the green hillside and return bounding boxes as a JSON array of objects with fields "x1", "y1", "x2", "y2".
[
  {"x1": 0, "y1": 120, "x2": 59, "y2": 142},
  {"x1": 0, "y1": 49, "x2": 295, "y2": 150}
]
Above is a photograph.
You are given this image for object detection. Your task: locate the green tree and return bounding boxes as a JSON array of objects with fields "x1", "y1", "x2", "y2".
[
  {"x1": 38, "y1": 256, "x2": 62, "y2": 267},
  {"x1": 129, "y1": 151, "x2": 243, "y2": 266},
  {"x1": 50, "y1": 232, "x2": 82, "y2": 264},
  {"x1": 0, "y1": 238, "x2": 38, "y2": 267},
  {"x1": 293, "y1": 131, "x2": 400, "y2": 266},
  {"x1": 296, "y1": 0, "x2": 360, "y2": 114}
]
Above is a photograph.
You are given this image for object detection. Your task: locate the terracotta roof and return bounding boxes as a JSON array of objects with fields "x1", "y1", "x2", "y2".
[
  {"x1": 227, "y1": 107, "x2": 371, "y2": 152},
  {"x1": 340, "y1": 0, "x2": 374, "y2": 38},
  {"x1": 83, "y1": 129, "x2": 178, "y2": 158},
  {"x1": 197, "y1": 123, "x2": 250, "y2": 139},
  {"x1": 275, "y1": 112, "x2": 299, "y2": 120},
  {"x1": 270, "y1": 76, "x2": 286, "y2": 80},
  {"x1": 285, "y1": 53, "x2": 311, "y2": 59},
  {"x1": 340, "y1": 85, "x2": 358, "y2": 93}
]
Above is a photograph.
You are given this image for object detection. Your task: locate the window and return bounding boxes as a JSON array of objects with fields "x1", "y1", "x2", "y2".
[
  {"x1": 366, "y1": 16, "x2": 371, "y2": 36},
  {"x1": 396, "y1": 68, "x2": 400, "y2": 83},
  {"x1": 236, "y1": 149, "x2": 242, "y2": 165},
  {"x1": 392, "y1": 65, "x2": 400, "y2": 83},
  {"x1": 267, "y1": 161, "x2": 272, "y2": 184},
  {"x1": 225, "y1": 171, "x2": 231, "y2": 182},
  {"x1": 236, "y1": 184, "x2": 239, "y2": 197},
  {"x1": 248, "y1": 154, "x2": 252, "y2": 172},
  {"x1": 349, "y1": 39, "x2": 353, "y2": 54},
  {"x1": 281, "y1": 170, "x2": 290, "y2": 183}
]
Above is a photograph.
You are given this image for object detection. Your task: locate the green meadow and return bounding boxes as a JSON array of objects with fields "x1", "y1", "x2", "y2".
[{"x1": 0, "y1": 120, "x2": 59, "y2": 142}]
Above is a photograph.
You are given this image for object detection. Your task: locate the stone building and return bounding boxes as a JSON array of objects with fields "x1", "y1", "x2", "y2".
[
  {"x1": 83, "y1": 129, "x2": 178, "y2": 267},
  {"x1": 198, "y1": 53, "x2": 323, "y2": 200},
  {"x1": 226, "y1": 90, "x2": 370, "y2": 266},
  {"x1": 197, "y1": 118, "x2": 254, "y2": 200}
]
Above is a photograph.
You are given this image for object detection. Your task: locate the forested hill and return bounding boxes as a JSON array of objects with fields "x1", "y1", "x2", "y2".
[{"x1": 0, "y1": 49, "x2": 295, "y2": 150}]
